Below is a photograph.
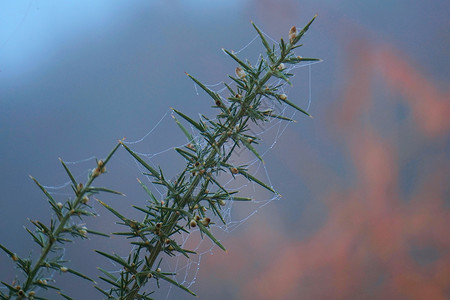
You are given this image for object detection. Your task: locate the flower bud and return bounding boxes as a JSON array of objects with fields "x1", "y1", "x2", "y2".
[
  {"x1": 278, "y1": 63, "x2": 286, "y2": 71},
  {"x1": 235, "y1": 67, "x2": 246, "y2": 79},
  {"x1": 279, "y1": 94, "x2": 287, "y2": 100},
  {"x1": 60, "y1": 266, "x2": 68, "y2": 272},
  {"x1": 190, "y1": 219, "x2": 197, "y2": 227},
  {"x1": 289, "y1": 26, "x2": 297, "y2": 43}
]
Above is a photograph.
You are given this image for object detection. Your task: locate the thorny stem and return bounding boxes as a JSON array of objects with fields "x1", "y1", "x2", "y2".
[
  {"x1": 22, "y1": 142, "x2": 121, "y2": 293},
  {"x1": 124, "y1": 32, "x2": 300, "y2": 299}
]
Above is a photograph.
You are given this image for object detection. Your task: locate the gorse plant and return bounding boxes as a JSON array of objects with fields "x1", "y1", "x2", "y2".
[{"x1": 0, "y1": 16, "x2": 318, "y2": 299}]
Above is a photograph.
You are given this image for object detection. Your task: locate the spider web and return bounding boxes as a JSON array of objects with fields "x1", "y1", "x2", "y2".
[{"x1": 3, "y1": 26, "x2": 320, "y2": 299}]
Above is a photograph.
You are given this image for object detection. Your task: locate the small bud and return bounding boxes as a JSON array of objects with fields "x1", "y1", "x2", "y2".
[
  {"x1": 201, "y1": 217, "x2": 211, "y2": 226},
  {"x1": 187, "y1": 143, "x2": 195, "y2": 150},
  {"x1": 165, "y1": 238, "x2": 171, "y2": 245},
  {"x1": 235, "y1": 93, "x2": 242, "y2": 99},
  {"x1": 11, "y1": 254, "x2": 18, "y2": 261},
  {"x1": 29, "y1": 291, "x2": 36, "y2": 296},
  {"x1": 156, "y1": 268, "x2": 161, "y2": 273},
  {"x1": 215, "y1": 99, "x2": 222, "y2": 107},
  {"x1": 194, "y1": 215, "x2": 201, "y2": 221},
  {"x1": 81, "y1": 196, "x2": 89, "y2": 204},
  {"x1": 147, "y1": 273, "x2": 153, "y2": 278},
  {"x1": 78, "y1": 228, "x2": 87, "y2": 237},
  {"x1": 279, "y1": 94, "x2": 287, "y2": 100},
  {"x1": 156, "y1": 222, "x2": 162, "y2": 228},
  {"x1": 202, "y1": 206, "x2": 207, "y2": 212},
  {"x1": 230, "y1": 167, "x2": 239, "y2": 174},
  {"x1": 76, "y1": 183, "x2": 83, "y2": 193},
  {"x1": 167, "y1": 245, "x2": 174, "y2": 251},
  {"x1": 92, "y1": 167, "x2": 101, "y2": 178},
  {"x1": 235, "y1": 67, "x2": 246, "y2": 79},
  {"x1": 247, "y1": 138, "x2": 254, "y2": 143},
  {"x1": 193, "y1": 204, "x2": 199, "y2": 210},
  {"x1": 278, "y1": 63, "x2": 286, "y2": 70},
  {"x1": 18, "y1": 289, "x2": 25, "y2": 296},
  {"x1": 289, "y1": 26, "x2": 297, "y2": 43},
  {"x1": 297, "y1": 55, "x2": 303, "y2": 60},
  {"x1": 190, "y1": 220, "x2": 197, "y2": 227},
  {"x1": 60, "y1": 266, "x2": 68, "y2": 272},
  {"x1": 199, "y1": 169, "x2": 205, "y2": 175},
  {"x1": 218, "y1": 200, "x2": 226, "y2": 206},
  {"x1": 194, "y1": 161, "x2": 200, "y2": 167}
]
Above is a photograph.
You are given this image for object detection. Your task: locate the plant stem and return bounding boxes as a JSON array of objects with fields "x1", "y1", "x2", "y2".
[
  {"x1": 23, "y1": 142, "x2": 121, "y2": 292},
  {"x1": 125, "y1": 40, "x2": 294, "y2": 299}
]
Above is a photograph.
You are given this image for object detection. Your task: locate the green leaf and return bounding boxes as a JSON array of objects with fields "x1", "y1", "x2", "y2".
[
  {"x1": 29, "y1": 176, "x2": 62, "y2": 218},
  {"x1": 66, "y1": 268, "x2": 95, "y2": 282},
  {"x1": 0, "y1": 243, "x2": 16, "y2": 259},
  {"x1": 85, "y1": 228, "x2": 109, "y2": 238},
  {"x1": 239, "y1": 136, "x2": 264, "y2": 162},
  {"x1": 238, "y1": 169, "x2": 276, "y2": 193},
  {"x1": 291, "y1": 14, "x2": 317, "y2": 45},
  {"x1": 172, "y1": 114, "x2": 193, "y2": 142},
  {"x1": 97, "y1": 267, "x2": 118, "y2": 282},
  {"x1": 136, "y1": 178, "x2": 159, "y2": 206},
  {"x1": 97, "y1": 200, "x2": 128, "y2": 223},
  {"x1": 121, "y1": 143, "x2": 160, "y2": 178},
  {"x1": 94, "y1": 250, "x2": 131, "y2": 270},
  {"x1": 278, "y1": 95, "x2": 311, "y2": 117},
  {"x1": 153, "y1": 272, "x2": 196, "y2": 296},
  {"x1": 58, "y1": 292, "x2": 74, "y2": 300},
  {"x1": 86, "y1": 187, "x2": 125, "y2": 196},
  {"x1": 94, "y1": 285, "x2": 114, "y2": 297},
  {"x1": 251, "y1": 21, "x2": 271, "y2": 53},
  {"x1": 222, "y1": 49, "x2": 253, "y2": 73},
  {"x1": 185, "y1": 72, "x2": 221, "y2": 102},
  {"x1": 25, "y1": 227, "x2": 45, "y2": 247},
  {"x1": 171, "y1": 108, "x2": 205, "y2": 133},
  {"x1": 197, "y1": 222, "x2": 226, "y2": 251},
  {"x1": 59, "y1": 158, "x2": 77, "y2": 188}
]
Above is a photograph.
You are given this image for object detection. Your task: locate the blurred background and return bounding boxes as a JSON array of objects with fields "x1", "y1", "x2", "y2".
[{"x1": 0, "y1": 0, "x2": 449, "y2": 299}]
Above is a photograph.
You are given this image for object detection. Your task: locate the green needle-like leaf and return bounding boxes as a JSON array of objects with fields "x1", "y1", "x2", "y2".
[
  {"x1": 171, "y1": 108, "x2": 205, "y2": 133},
  {"x1": 172, "y1": 114, "x2": 193, "y2": 142},
  {"x1": 197, "y1": 222, "x2": 226, "y2": 251},
  {"x1": 153, "y1": 272, "x2": 196, "y2": 296},
  {"x1": 97, "y1": 200, "x2": 128, "y2": 223},
  {"x1": 240, "y1": 136, "x2": 264, "y2": 162},
  {"x1": 238, "y1": 169, "x2": 276, "y2": 193},
  {"x1": 121, "y1": 142, "x2": 160, "y2": 178}
]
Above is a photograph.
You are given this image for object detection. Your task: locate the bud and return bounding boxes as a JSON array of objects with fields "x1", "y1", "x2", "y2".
[
  {"x1": 277, "y1": 63, "x2": 286, "y2": 71},
  {"x1": 156, "y1": 268, "x2": 161, "y2": 273},
  {"x1": 289, "y1": 26, "x2": 297, "y2": 43},
  {"x1": 11, "y1": 254, "x2": 18, "y2": 262},
  {"x1": 194, "y1": 215, "x2": 201, "y2": 221},
  {"x1": 235, "y1": 67, "x2": 246, "y2": 79},
  {"x1": 201, "y1": 217, "x2": 211, "y2": 226},
  {"x1": 60, "y1": 266, "x2": 68, "y2": 272},
  {"x1": 230, "y1": 167, "x2": 239, "y2": 174},
  {"x1": 81, "y1": 196, "x2": 89, "y2": 204},
  {"x1": 57, "y1": 202, "x2": 63, "y2": 209},
  {"x1": 190, "y1": 219, "x2": 197, "y2": 227},
  {"x1": 78, "y1": 228, "x2": 87, "y2": 237},
  {"x1": 218, "y1": 200, "x2": 226, "y2": 206},
  {"x1": 279, "y1": 94, "x2": 287, "y2": 100},
  {"x1": 147, "y1": 273, "x2": 153, "y2": 278}
]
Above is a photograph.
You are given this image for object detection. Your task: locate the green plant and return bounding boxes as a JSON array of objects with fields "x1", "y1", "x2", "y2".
[{"x1": 0, "y1": 16, "x2": 318, "y2": 299}]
